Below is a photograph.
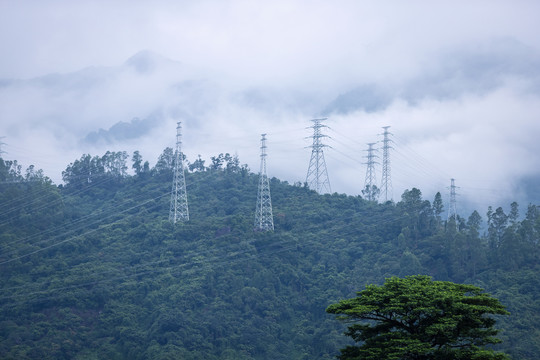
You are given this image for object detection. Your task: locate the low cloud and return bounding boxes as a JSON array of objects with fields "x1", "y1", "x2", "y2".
[{"x1": 1, "y1": 1, "x2": 540, "y2": 217}]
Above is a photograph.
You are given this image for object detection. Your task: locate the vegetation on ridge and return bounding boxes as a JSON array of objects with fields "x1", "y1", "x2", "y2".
[{"x1": 0, "y1": 150, "x2": 539, "y2": 359}]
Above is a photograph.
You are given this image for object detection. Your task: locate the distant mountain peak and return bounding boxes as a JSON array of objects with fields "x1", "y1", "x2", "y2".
[{"x1": 124, "y1": 50, "x2": 172, "y2": 74}]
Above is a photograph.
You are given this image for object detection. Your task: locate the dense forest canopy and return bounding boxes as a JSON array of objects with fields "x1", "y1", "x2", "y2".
[{"x1": 1, "y1": 150, "x2": 539, "y2": 359}]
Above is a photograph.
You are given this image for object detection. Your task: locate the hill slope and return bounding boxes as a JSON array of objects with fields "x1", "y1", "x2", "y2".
[{"x1": 1, "y1": 154, "x2": 539, "y2": 359}]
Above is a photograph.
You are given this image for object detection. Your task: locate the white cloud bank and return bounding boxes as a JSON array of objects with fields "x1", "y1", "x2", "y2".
[{"x1": 1, "y1": 0, "x2": 540, "y2": 215}]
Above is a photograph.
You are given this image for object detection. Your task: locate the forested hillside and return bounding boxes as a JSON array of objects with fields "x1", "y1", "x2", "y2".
[{"x1": 1, "y1": 151, "x2": 539, "y2": 359}]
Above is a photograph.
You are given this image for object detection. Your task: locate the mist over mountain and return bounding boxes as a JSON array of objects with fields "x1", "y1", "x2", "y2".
[
  {"x1": 83, "y1": 114, "x2": 164, "y2": 145},
  {"x1": 124, "y1": 50, "x2": 175, "y2": 74},
  {"x1": 322, "y1": 84, "x2": 393, "y2": 115},
  {"x1": 2, "y1": 44, "x2": 540, "y2": 214},
  {"x1": 2, "y1": 2, "x2": 540, "y2": 358},
  {"x1": 323, "y1": 38, "x2": 540, "y2": 116}
]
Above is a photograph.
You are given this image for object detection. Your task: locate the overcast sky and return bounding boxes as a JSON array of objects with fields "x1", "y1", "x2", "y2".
[{"x1": 1, "y1": 0, "x2": 540, "y2": 215}]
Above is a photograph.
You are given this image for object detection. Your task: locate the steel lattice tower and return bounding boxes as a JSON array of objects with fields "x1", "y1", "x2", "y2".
[
  {"x1": 380, "y1": 126, "x2": 393, "y2": 202},
  {"x1": 254, "y1": 134, "x2": 274, "y2": 231},
  {"x1": 305, "y1": 118, "x2": 331, "y2": 194},
  {"x1": 169, "y1": 122, "x2": 189, "y2": 224},
  {"x1": 363, "y1": 143, "x2": 379, "y2": 202},
  {"x1": 447, "y1": 178, "x2": 459, "y2": 222}
]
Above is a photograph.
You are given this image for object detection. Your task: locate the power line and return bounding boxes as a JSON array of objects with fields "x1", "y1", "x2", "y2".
[
  {"x1": 0, "y1": 192, "x2": 169, "y2": 265},
  {"x1": 0, "y1": 174, "x2": 116, "y2": 223},
  {"x1": 0, "y1": 203, "x2": 414, "y2": 307},
  {"x1": 0, "y1": 181, "x2": 169, "y2": 255}
]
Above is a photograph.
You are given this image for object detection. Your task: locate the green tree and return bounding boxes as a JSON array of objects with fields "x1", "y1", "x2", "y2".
[
  {"x1": 62, "y1": 153, "x2": 104, "y2": 187},
  {"x1": 189, "y1": 154, "x2": 206, "y2": 172},
  {"x1": 433, "y1": 192, "x2": 444, "y2": 228},
  {"x1": 509, "y1": 202, "x2": 519, "y2": 225},
  {"x1": 0, "y1": 158, "x2": 23, "y2": 181},
  {"x1": 132, "y1": 150, "x2": 143, "y2": 175},
  {"x1": 465, "y1": 210, "x2": 485, "y2": 278},
  {"x1": 327, "y1": 275, "x2": 510, "y2": 360},
  {"x1": 488, "y1": 207, "x2": 508, "y2": 249},
  {"x1": 362, "y1": 184, "x2": 380, "y2": 202},
  {"x1": 102, "y1": 150, "x2": 128, "y2": 177},
  {"x1": 398, "y1": 188, "x2": 434, "y2": 240},
  {"x1": 225, "y1": 153, "x2": 240, "y2": 173},
  {"x1": 521, "y1": 204, "x2": 539, "y2": 244},
  {"x1": 154, "y1": 147, "x2": 175, "y2": 174},
  {"x1": 467, "y1": 210, "x2": 482, "y2": 238},
  {"x1": 210, "y1": 153, "x2": 225, "y2": 170}
]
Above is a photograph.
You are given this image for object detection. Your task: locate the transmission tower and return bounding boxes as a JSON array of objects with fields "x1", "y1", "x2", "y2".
[
  {"x1": 254, "y1": 134, "x2": 274, "y2": 231},
  {"x1": 379, "y1": 126, "x2": 393, "y2": 202},
  {"x1": 305, "y1": 118, "x2": 331, "y2": 194},
  {"x1": 169, "y1": 122, "x2": 189, "y2": 224},
  {"x1": 363, "y1": 143, "x2": 379, "y2": 202},
  {"x1": 447, "y1": 178, "x2": 459, "y2": 222}
]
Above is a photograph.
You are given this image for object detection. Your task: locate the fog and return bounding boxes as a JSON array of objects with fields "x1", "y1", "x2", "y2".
[{"x1": 1, "y1": 0, "x2": 540, "y2": 216}]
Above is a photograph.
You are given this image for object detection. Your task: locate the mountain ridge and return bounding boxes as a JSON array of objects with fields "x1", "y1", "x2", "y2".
[{"x1": 1, "y1": 153, "x2": 539, "y2": 358}]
